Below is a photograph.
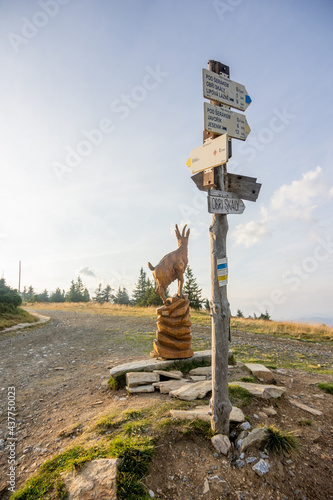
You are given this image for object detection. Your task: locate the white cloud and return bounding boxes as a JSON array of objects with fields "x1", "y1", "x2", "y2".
[
  {"x1": 231, "y1": 166, "x2": 333, "y2": 247},
  {"x1": 232, "y1": 220, "x2": 269, "y2": 248},
  {"x1": 270, "y1": 166, "x2": 329, "y2": 220},
  {"x1": 78, "y1": 266, "x2": 97, "y2": 278}
]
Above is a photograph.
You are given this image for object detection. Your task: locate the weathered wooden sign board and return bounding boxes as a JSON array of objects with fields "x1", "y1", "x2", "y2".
[
  {"x1": 226, "y1": 173, "x2": 262, "y2": 202},
  {"x1": 208, "y1": 189, "x2": 245, "y2": 214},
  {"x1": 204, "y1": 102, "x2": 251, "y2": 140},
  {"x1": 186, "y1": 134, "x2": 228, "y2": 174},
  {"x1": 202, "y1": 68, "x2": 252, "y2": 111}
]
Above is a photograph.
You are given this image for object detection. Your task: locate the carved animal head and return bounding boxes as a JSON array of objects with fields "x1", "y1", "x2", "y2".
[{"x1": 175, "y1": 224, "x2": 190, "y2": 248}]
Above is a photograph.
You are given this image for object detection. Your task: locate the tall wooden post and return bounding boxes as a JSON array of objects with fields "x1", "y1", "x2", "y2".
[{"x1": 208, "y1": 60, "x2": 232, "y2": 435}]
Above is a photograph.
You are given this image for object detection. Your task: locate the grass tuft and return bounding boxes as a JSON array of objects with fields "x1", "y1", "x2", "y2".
[
  {"x1": 228, "y1": 385, "x2": 254, "y2": 405},
  {"x1": 182, "y1": 418, "x2": 216, "y2": 439},
  {"x1": 317, "y1": 382, "x2": 333, "y2": 394},
  {"x1": 240, "y1": 376, "x2": 255, "y2": 383},
  {"x1": 264, "y1": 425, "x2": 298, "y2": 455}
]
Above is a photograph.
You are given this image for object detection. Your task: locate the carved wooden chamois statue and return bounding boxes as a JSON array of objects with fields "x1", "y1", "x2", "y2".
[{"x1": 148, "y1": 224, "x2": 190, "y2": 304}]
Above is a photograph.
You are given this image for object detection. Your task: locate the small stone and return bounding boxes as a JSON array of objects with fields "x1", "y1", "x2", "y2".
[
  {"x1": 126, "y1": 385, "x2": 155, "y2": 394},
  {"x1": 240, "y1": 421, "x2": 251, "y2": 431},
  {"x1": 212, "y1": 465, "x2": 218, "y2": 470},
  {"x1": 203, "y1": 478, "x2": 210, "y2": 494},
  {"x1": 240, "y1": 427, "x2": 268, "y2": 453},
  {"x1": 259, "y1": 452, "x2": 269, "y2": 459},
  {"x1": 252, "y1": 459, "x2": 270, "y2": 476},
  {"x1": 213, "y1": 453, "x2": 219, "y2": 458},
  {"x1": 264, "y1": 407, "x2": 277, "y2": 416},
  {"x1": 211, "y1": 434, "x2": 231, "y2": 456},
  {"x1": 202, "y1": 457, "x2": 206, "y2": 462},
  {"x1": 236, "y1": 439, "x2": 243, "y2": 450},
  {"x1": 240, "y1": 453, "x2": 245, "y2": 459},
  {"x1": 126, "y1": 372, "x2": 159, "y2": 388},
  {"x1": 236, "y1": 459, "x2": 245, "y2": 469},
  {"x1": 254, "y1": 414, "x2": 259, "y2": 419},
  {"x1": 289, "y1": 470, "x2": 295, "y2": 477},
  {"x1": 149, "y1": 490, "x2": 155, "y2": 497},
  {"x1": 246, "y1": 456, "x2": 257, "y2": 464},
  {"x1": 244, "y1": 363, "x2": 275, "y2": 383}
]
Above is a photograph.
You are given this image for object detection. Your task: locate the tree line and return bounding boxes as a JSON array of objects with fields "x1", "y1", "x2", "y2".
[{"x1": 19, "y1": 266, "x2": 205, "y2": 310}]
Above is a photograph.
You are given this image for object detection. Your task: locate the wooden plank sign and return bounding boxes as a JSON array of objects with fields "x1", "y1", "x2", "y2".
[
  {"x1": 204, "y1": 102, "x2": 250, "y2": 141},
  {"x1": 186, "y1": 134, "x2": 228, "y2": 174},
  {"x1": 203, "y1": 68, "x2": 252, "y2": 111},
  {"x1": 208, "y1": 190, "x2": 245, "y2": 214},
  {"x1": 226, "y1": 173, "x2": 262, "y2": 202}
]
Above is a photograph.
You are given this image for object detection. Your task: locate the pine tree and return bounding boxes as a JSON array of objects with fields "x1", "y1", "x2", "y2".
[
  {"x1": 132, "y1": 268, "x2": 148, "y2": 305},
  {"x1": 183, "y1": 266, "x2": 203, "y2": 310},
  {"x1": 101, "y1": 284, "x2": 112, "y2": 303},
  {"x1": 35, "y1": 289, "x2": 49, "y2": 302},
  {"x1": 236, "y1": 309, "x2": 244, "y2": 318},
  {"x1": 93, "y1": 283, "x2": 104, "y2": 304},
  {"x1": 112, "y1": 286, "x2": 131, "y2": 305},
  {"x1": 66, "y1": 277, "x2": 90, "y2": 302},
  {"x1": 50, "y1": 288, "x2": 66, "y2": 302}
]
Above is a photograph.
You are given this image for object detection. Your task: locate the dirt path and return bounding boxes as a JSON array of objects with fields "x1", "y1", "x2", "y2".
[{"x1": 0, "y1": 309, "x2": 332, "y2": 499}]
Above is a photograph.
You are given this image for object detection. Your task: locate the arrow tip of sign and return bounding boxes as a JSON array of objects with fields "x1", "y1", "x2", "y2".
[
  {"x1": 246, "y1": 95, "x2": 252, "y2": 105},
  {"x1": 186, "y1": 158, "x2": 191, "y2": 167}
]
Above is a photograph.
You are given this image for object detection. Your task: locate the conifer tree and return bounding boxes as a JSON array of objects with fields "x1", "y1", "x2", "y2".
[
  {"x1": 183, "y1": 266, "x2": 203, "y2": 310},
  {"x1": 113, "y1": 286, "x2": 131, "y2": 305},
  {"x1": 50, "y1": 288, "x2": 66, "y2": 302}
]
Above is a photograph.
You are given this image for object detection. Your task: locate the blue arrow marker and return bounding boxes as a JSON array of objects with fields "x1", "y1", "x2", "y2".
[{"x1": 246, "y1": 95, "x2": 252, "y2": 104}]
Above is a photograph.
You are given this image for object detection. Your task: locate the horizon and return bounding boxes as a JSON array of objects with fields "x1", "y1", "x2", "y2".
[{"x1": 1, "y1": 0, "x2": 332, "y2": 322}]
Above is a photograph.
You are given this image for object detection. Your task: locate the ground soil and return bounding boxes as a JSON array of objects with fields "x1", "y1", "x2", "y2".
[{"x1": 0, "y1": 308, "x2": 332, "y2": 499}]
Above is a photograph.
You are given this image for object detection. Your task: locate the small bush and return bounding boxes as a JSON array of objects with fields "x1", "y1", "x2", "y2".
[
  {"x1": 317, "y1": 382, "x2": 333, "y2": 395},
  {"x1": 264, "y1": 425, "x2": 298, "y2": 455},
  {"x1": 0, "y1": 279, "x2": 22, "y2": 313}
]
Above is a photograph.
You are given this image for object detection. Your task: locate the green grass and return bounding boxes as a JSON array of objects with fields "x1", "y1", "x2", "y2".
[
  {"x1": 228, "y1": 385, "x2": 254, "y2": 405},
  {"x1": 0, "y1": 308, "x2": 39, "y2": 331},
  {"x1": 13, "y1": 400, "x2": 216, "y2": 499},
  {"x1": 317, "y1": 382, "x2": 333, "y2": 394},
  {"x1": 264, "y1": 425, "x2": 298, "y2": 455},
  {"x1": 240, "y1": 376, "x2": 256, "y2": 383},
  {"x1": 298, "y1": 418, "x2": 312, "y2": 426}
]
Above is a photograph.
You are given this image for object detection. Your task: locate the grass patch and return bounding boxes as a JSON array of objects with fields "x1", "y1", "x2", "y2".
[
  {"x1": 228, "y1": 385, "x2": 254, "y2": 405},
  {"x1": 231, "y1": 317, "x2": 333, "y2": 343},
  {"x1": 240, "y1": 376, "x2": 256, "y2": 383},
  {"x1": 264, "y1": 425, "x2": 298, "y2": 455},
  {"x1": 182, "y1": 418, "x2": 216, "y2": 439},
  {"x1": 298, "y1": 418, "x2": 312, "y2": 426},
  {"x1": 0, "y1": 308, "x2": 39, "y2": 331},
  {"x1": 317, "y1": 382, "x2": 333, "y2": 394}
]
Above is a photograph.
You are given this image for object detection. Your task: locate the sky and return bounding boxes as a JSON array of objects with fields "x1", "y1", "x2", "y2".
[{"x1": 1, "y1": 0, "x2": 333, "y2": 322}]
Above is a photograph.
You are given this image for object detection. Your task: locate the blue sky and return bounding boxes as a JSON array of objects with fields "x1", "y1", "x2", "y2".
[{"x1": 1, "y1": 0, "x2": 333, "y2": 321}]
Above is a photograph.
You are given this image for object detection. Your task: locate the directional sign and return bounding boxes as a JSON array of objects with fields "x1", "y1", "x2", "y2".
[
  {"x1": 208, "y1": 190, "x2": 245, "y2": 215},
  {"x1": 186, "y1": 134, "x2": 228, "y2": 174},
  {"x1": 204, "y1": 102, "x2": 251, "y2": 141},
  {"x1": 203, "y1": 68, "x2": 252, "y2": 111},
  {"x1": 225, "y1": 174, "x2": 262, "y2": 202}
]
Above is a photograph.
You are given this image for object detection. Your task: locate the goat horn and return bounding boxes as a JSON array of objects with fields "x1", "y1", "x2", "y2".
[
  {"x1": 182, "y1": 224, "x2": 187, "y2": 237},
  {"x1": 175, "y1": 224, "x2": 181, "y2": 239}
]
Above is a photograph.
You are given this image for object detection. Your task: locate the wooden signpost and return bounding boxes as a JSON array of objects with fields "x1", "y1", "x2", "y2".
[{"x1": 186, "y1": 60, "x2": 261, "y2": 436}]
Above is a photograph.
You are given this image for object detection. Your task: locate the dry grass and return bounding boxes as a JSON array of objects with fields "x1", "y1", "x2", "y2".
[
  {"x1": 231, "y1": 317, "x2": 333, "y2": 343},
  {"x1": 0, "y1": 308, "x2": 39, "y2": 331},
  {"x1": 27, "y1": 302, "x2": 333, "y2": 343}
]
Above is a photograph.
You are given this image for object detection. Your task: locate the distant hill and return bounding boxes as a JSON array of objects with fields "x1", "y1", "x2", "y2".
[{"x1": 295, "y1": 317, "x2": 333, "y2": 327}]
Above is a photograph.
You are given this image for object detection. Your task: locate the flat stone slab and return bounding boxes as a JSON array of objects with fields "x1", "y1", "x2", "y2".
[
  {"x1": 109, "y1": 350, "x2": 234, "y2": 379},
  {"x1": 170, "y1": 380, "x2": 212, "y2": 400},
  {"x1": 153, "y1": 370, "x2": 183, "y2": 380},
  {"x1": 289, "y1": 398, "x2": 323, "y2": 416},
  {"x1": 153, "y1": 379, "x2": 190, "y2": 394},
  {"x1": 190, "y1": 375, "x2": 207, "y2": 381},
  {"x1": 126, "y1": 372, "x2": 159, "y2": 388},
  {"x1": 170, "y1": 405, "x2": 245, "y2": 423},
  {"x1": 62, "y1": 458, "x2": 120, "y2": 500},
  {"x1": 2, "y1": 312, "x2": 50, "y2": 333},
  {"x1": 229, "y1": 382, "x2": 286, "y2": 399},
  {"x1": 189, "y1": 366, "x2": 212, "y2": 376},
  {"x1": 245, "y1": 363, "x2": 275, "y2": 383},
  {"x1": 126, "y1": 384, "x2": 155, "y2": 394}
]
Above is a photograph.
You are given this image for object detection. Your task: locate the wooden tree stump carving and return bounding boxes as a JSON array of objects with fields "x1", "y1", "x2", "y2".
[
  {"x1": 148, "y1": 224, "x2": 193, "y2": 359},
  {"x1": 151, "y1": 295, "x2": 194, "y2": 359}
]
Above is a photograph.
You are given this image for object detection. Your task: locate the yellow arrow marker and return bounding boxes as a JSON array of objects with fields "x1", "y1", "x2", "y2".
[{"x1": 186, "y1": 158, "x2": 192, "y2": 167}]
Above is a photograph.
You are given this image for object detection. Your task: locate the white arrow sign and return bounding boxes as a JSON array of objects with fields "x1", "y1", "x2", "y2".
[
  {"x1": 203, "y1": 68, "x2": 252, "y2": 111},
  {"x1": 208, "y1": 190, "x2": 245, "y2": 214},
  {"x1": 186, "y1": 134, "x2": 228, "y2": 174},
  {"x1": 204, "y1": 102, "x2": 251, "y2": 141}
]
